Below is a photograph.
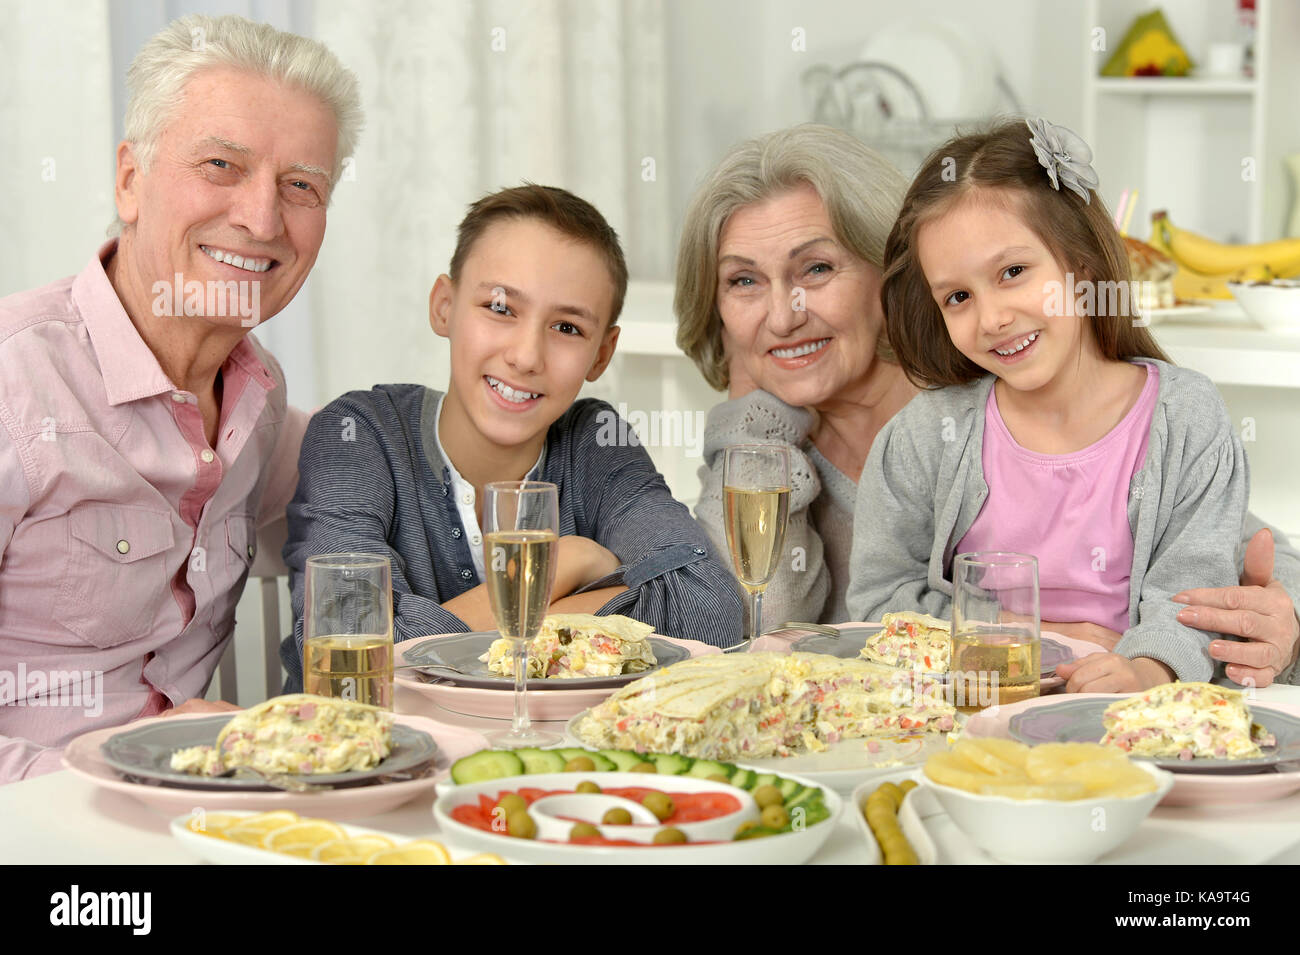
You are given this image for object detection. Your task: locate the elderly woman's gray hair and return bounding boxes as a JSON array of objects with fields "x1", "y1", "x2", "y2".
[
  {"x1": 674, "y1": 124, "x2": 908, "y2": 392},
  {"x1": 112, "y1": 13, "x2": 363, "y2": 233}
]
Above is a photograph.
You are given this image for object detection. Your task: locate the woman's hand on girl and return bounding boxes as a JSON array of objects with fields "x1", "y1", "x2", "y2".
[
  {"x1": 1171, "y1": 528, "x2": 1300, "y2": 689},
  {"x1": 1056, "y1": 654, "x2": 1175, "y2": 693}
]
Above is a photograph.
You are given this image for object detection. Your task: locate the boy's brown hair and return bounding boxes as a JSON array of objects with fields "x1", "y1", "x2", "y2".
[
  {"x1": 449, "y1": 183, "x2": 629, "y2": 327},
  {"x1": 882, "y1": 120, "x2": 1169, "y2": 388}
]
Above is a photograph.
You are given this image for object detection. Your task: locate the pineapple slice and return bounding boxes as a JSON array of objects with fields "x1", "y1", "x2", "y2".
[
  {"x1": 1025, "y1": 742, "x2": 1125, "y2": 783},
  {"x1": 958, "y1": 737, "x2": 1031, "y2": 771},
  {"x1": 978, "y1": 781, "x2": 1088, "y2": 800}
]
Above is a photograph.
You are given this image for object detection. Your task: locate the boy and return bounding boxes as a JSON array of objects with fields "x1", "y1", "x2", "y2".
[{"x1": 281, "y1": 185, "x2": 742, "y2": 685}]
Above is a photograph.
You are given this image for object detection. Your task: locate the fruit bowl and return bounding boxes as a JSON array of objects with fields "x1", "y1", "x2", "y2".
[{"x1": 1229, "y1": 280, "x2": 1300, "y2": 334}]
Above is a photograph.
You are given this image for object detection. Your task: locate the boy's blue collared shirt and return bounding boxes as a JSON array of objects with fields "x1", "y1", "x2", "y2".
[{"x1": 281, "y1": 385, "x2": 743, "y2": 687}]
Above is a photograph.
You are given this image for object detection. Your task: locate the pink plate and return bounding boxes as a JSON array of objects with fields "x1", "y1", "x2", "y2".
[
  {"x1": 61, "y1": 711, "x2": 488, "y2": 819},
  {"x1": 395, "y1": 634, "x2": 720, "y2": 721},
  {"x1": 963, "y1": 693, "x2": 1300, "y2": 806}
]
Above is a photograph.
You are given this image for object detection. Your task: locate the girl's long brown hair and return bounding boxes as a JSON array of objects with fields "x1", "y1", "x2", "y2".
[{"x1": 882, "y1": 120, "x2": 1170, "y2": 389}]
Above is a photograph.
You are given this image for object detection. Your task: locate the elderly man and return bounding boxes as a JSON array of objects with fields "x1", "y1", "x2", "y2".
[{"x1": 0, "y1": 14, "x2": 362, "y2": 782}]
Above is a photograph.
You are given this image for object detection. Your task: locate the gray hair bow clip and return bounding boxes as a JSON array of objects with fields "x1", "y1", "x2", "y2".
[{"x1": 1026, "y1": 118, "x2": 1100, "y2": 204}]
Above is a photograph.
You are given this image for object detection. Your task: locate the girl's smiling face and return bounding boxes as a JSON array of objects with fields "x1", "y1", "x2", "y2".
[{"x1": 916, "y1": 192, "x2": 1098, "y2": 395}]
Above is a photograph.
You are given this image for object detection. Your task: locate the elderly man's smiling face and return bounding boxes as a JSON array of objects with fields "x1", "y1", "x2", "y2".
[{"x1": 113, "y1": 66, "x2": 338, "y2": 327}]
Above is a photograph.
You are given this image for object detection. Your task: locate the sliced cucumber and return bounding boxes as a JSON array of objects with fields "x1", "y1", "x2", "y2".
[
  {"x1": 585, "y1": 752, "x2": 616, "y2": 771},
  {"x1": 786, "y1": 786, "x2": 823, "y2": 811},
  {"x1": 729, "y1": 767, "x2": 755, "y2": 789},
  {"x1": 686, "y1": 759, "x2": 734, "y2": 779},
  {"x1": 598, "y1": 749, "x2": 646, "y2": 772},
  {"x1": 777, "y1": 777, "x2": 802, "y2": 800},
  {"x1": 513, "y1": 748, "x2": 566, "y2": 774},
  {"x1": 648, "y1": 753, "x2": 692, "y2": 775},
  {"x1": 450, "y1": 749, "x2": 524, "y2": 784},
  {"x1": 752, "y1": 772, "x2": 780, "y2": 790}
]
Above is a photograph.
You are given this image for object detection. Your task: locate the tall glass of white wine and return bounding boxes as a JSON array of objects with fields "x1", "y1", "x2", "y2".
[
  {"x1": 951, "y1": 552, "x2": 1041, "y2": 712},
  {"x1": 303, "y1": 554, "x2": 394, "y2": 708},
  {"x1": 723, "y1": 445, "x2": 791, "y2": 648},
  {"x1": 483, "y1": 480, "x2": 561, "y2": 748}
]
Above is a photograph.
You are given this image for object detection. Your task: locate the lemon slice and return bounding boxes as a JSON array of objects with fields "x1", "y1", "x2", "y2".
[
  {"x1": 184, "y1": 813, "x2": 245, "y2": 837},
  {"x1": 265, "y1": 819, "x2": 348, "y2": 852},
  {"x1": 223, "y1": 811, "x2": 301, "y2": 846},
  {"x1": 314, "y1": 835, "x2": 397, "y2": 865},
  {"x1": 365, "y1": 840, "x2": 452, "y2": 865},
  {"x1": 454, "y1": 853, "x2": 507, "y2": 865}
]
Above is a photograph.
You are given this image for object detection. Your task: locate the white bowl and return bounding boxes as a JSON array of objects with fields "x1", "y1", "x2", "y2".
[
  {"x1": 433, "y1": 770, "x2": 840, "y2": 865},
  {"x1": 1228, "y1": 280, "x2": 1300, "y2": 334},
  {"x1": 920, "y1": 761, "x2": 1174, "y2": 864}
]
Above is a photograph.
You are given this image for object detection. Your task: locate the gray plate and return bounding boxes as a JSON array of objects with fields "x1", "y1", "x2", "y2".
[
  {"x1": 399, "y1": 631, "x2": 689, "y2": 690},
  {"x1": 790, "y1": 628, "x2": 1072, "y2": 678},
  {"x1": 1008, "y1": 697, "x2": 1300, "y2": 774},
  {"x1": 100, "y1": 715, "x2": 437, "y2": 790}
]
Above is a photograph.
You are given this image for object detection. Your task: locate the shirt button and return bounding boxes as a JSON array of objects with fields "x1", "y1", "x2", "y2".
[
  {"x1": 461, "y1": 492, "x2": 473, "y2": 505},
  {"x1": 693, "y1": 547, "x2": 706, "y2": 555},
  {"x1": 451, "y1": 528, "x2": 462, "y2": 539},
  {"x1": 247, "y1": 545, "x2": 255, "y2": 558},
  {"x1": 116, "y1": 540, "x2": 130, "y2": 555},
  {"x1": 460, "y1": 568, "x2": 473, "y2": 579},
  {"x1": 471, "y1": 533, "x2": 481, "y2": 546},
  {"x1": 171, "y1": 392, "x2": 186, "y2": 403},
  {"x1": 200, "y1": 449, "x2": 215, "y2": 463}
]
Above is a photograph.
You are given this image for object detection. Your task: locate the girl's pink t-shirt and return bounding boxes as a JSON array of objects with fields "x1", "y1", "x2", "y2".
[{"x1": 956, "y1": 363, "x2": 1159, "y2": 633}]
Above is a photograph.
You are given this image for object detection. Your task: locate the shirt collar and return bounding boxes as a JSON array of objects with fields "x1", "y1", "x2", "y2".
[
  {"x1": 432, "y1": 392, "x2": 546, "y2": 486},
  {"x1": 72, "y1": 239, "x2": 276, "y2": 405}
]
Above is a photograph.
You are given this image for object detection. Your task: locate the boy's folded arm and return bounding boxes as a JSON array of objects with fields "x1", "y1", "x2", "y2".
[
  {"x1": 582, "y1": 434, "x2": 745, "y2": 648},
  {"x1": 283, "y1": 406, "x2": 469, "y2": 659},
  {"x1": 1115, "y1": 431, "x2": 1249, "y2": 683},
  {"x1": 846, "y1": 415, "x2": 948, "y2": 622},
  {"x1": 696, "y1": 390, "x2": 829, "y2": 625}
]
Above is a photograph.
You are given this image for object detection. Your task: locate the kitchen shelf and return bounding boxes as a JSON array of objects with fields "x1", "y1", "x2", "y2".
[
  {"x1": 1150, "y1": 308, "x2": 1300, "y2": 389},
  {"x1": 1093, "y1": 76, "x2": 1256, "y2": 96}
]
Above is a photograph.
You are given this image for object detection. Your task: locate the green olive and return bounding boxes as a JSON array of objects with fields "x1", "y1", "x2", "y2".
[
  {"x1": 876, "y1": 782, "x2": 904, "y2": 809},
  {"x1": 652, "y1": 827, "x2": 687, "y2": 844},
  {"x1": 602, "y1": 807, "x2": 633, "y2": 825},
  {"x1": 495, "y1": 793, "x2": 527, "y2": 816},
  {"x1": 575, "y1": 780, "x2": 601, "y2": 794},
  {"x1": 629, "y1": 761, "x2": 658, "y2": 773},
  {"x1": 899, "y1": 780, "x2": 918, "y2": 795},
  {"x1": 641, "y1": 791, "x2": 675, "y2": 821},
  {"x1": 753, "y1": 784, "x2": 784, "y2": 809},
  {"x1": 760, "y1": 804, "x2": 790, "y2": 829},
  {"x1": 569, "y1": 822, "x2": 600, "y2": 840},
  {"x1": 506, "y1": 810, "x2": 536, "y2": 839},
  {"x1": 564, "y1": 756, "x2": 596, "y2": 772},
  {"x1": 706, "y1": 773, "x2": 731, "y2": 784}
]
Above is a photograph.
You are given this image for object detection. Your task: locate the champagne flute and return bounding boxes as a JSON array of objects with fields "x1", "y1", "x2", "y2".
[
  {"x1": 303, "y1": 554, "x2": 394, "y2": 709},
  {"x1": 722, "y1": 445, "x2": 792, "y2": 648},
  {"x1": 950, "y1": 552, "x2": 1040, "y2": 711},
  {"x1": 483, "y1": 481, "x2": 561, "y2": 748}
]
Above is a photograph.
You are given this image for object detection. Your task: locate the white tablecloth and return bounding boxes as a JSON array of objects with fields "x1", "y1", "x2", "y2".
[{"x1": 3, "y1": 683, "x2": 1297, "y2": 865}]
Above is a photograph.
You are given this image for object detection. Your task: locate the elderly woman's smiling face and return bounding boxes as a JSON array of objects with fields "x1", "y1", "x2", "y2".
[{"x1": 715, "y1": 182, "x2": 885, "y2": 408}]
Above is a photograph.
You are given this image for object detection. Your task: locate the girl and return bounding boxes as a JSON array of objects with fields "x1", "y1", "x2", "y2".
[{"x1": 846, "y1": 118, "x2": 1248, "y2": 693}]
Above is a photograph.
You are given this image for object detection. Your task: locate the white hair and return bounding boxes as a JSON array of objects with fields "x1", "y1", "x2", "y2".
[{"x1": 112, "y1": 13, "x2": 362, "y2": 232}]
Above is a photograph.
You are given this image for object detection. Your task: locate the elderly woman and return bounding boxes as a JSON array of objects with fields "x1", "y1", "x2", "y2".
[{"x1": 676, "y1": 123, "x2": 1300, "y2": 687}]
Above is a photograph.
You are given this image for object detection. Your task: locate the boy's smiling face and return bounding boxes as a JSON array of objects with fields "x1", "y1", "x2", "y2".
[{"x1": 431, "y1": 216, "x2": 619, "y2": 461}]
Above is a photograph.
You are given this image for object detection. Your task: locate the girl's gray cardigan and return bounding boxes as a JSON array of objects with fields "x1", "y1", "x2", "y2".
[{"x1": 847, "y1": 359, "x2": 1248, "y2": 683}]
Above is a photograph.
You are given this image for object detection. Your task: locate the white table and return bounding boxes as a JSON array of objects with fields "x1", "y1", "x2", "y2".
[{"x1": 4, "y1": 683, "x2": 1298, "y2": 865}]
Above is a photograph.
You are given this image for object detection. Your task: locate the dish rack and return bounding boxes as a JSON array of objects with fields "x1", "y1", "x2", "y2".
[{"x1": 802, "y1": 61, "x2": 1024, "y2": 175}]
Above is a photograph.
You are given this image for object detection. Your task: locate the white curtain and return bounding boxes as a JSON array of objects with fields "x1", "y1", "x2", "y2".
[
  {"x1": 0, "y1": 0, "x2": 114, "y2": 295},
  {"x1": 309, "y1": 0, "x2": 671, "y2": 404}
]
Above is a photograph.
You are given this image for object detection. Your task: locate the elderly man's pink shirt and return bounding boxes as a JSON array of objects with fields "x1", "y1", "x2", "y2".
[{"x1": 0, "y1": 241, "x2": 306, "y2": 782}]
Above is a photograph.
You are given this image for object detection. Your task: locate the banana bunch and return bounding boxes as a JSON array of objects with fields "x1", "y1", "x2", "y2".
[{"x1": 1148, "y1": 212, "x2": 1300, "y2": 300}]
